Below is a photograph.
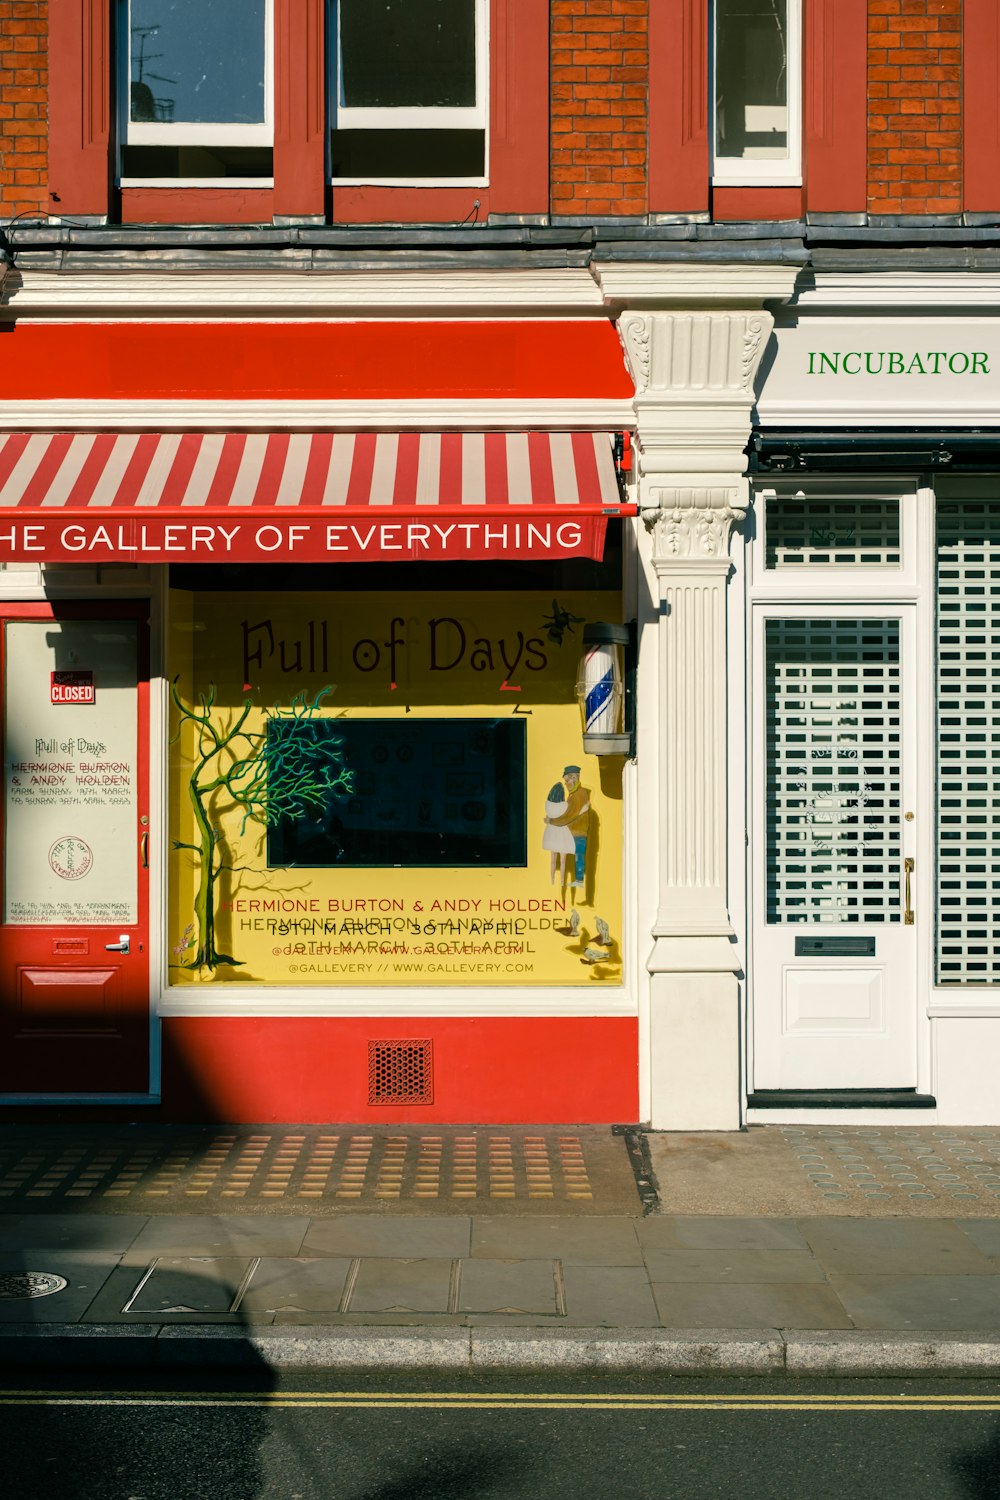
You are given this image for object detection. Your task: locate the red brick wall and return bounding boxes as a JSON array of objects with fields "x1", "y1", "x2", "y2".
[
  {"x1": 868, "y1": 0, "x2": 962, "y2": 215},
  {"x1": 0, "y1": 0, "x2": 47, "y2": 219},
  {"x1": 551, "y1": 0, "x2": 648, "y2": 217}
]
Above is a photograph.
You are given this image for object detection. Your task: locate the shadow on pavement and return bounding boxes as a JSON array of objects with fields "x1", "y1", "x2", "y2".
[{"x1": 954, "y1": 1422, "x2": 1000, "y2": 1498}]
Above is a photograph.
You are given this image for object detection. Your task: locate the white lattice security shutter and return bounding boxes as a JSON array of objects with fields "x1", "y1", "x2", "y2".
[
  {"x1": 766, "y1": 618, "x2": 902, "y2": 924},
  {"x1": 937, "y1": 501, "x2": 1000, "y2": 983},
  {"x1": 765, "y1": 496, "x2": 901, "y2": 568}
]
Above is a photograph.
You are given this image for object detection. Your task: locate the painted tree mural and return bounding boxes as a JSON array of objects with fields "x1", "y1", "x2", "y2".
[{"x1": 171, "y1": 683, "x2": 352, "y2": 969}]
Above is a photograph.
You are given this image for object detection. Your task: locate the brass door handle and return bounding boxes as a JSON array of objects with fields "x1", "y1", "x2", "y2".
[
  {"x1": 904, "y1": 857, "x2": 915, "y2": 925},
  {"x1": 140, "y1": 832, "x2": 149, "y2": 868}
]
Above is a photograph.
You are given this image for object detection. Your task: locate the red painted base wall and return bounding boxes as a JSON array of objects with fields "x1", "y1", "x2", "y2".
[{"x1": 159, "y1": 1015, "x2": 639, "y2": 1124}]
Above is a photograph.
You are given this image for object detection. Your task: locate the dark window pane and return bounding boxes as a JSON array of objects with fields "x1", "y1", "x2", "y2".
[
  {"x1": 120, "y1": 145, "x2": 273, "y2": 177},
  {"x1": 339, "y1": 0, "x2": 476, "y2": 108},
  {"x1": 129, "y1": 0, "x2": 266, "y2": 125},
  {"x1": 330, "y1": 128, "x2": 484, "y2": 178},
  {"x1": 267, "y1": 719, "x2": 527, "y2": 869},
  {"x1": 716, "y1": 0, "x2": 789, "y2": 159}
]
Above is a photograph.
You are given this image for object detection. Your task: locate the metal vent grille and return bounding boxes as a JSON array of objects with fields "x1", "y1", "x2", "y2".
[
  {"x1": 765, "y1": 497, "x2": 901, "y2": 568},
  {"x1": 368, "y1": 1040, "x2": 434, "y2": 1106},
  {"x1": 937, "y1": 501, "x2": 1000, "y2": 983},
  {"x1": 766, "y1": 617, "x2": 902, "y2": 924}
]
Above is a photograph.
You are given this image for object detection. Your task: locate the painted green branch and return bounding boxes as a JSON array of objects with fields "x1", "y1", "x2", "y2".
[{"x1": 171, "y1": 682, "x2": 351, "y2": 971}]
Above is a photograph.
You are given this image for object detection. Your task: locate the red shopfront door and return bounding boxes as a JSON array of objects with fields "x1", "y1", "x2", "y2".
[{"x1": 0, "y1": 604, "x2": 150, "y2": 1096}]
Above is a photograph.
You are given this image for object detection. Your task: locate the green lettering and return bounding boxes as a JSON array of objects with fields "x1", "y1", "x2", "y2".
[
  {"x1": 949, "y1": 352, "x2": 970, "y2": 374},
  {"x1": 906, "y1": 354, "x2": 927, "y2": 375},
  {"x1": 842, "y1": 353, "x2": 862, "y2": 374},
  {"x1": 818, "y1": 353, "x2": 839, "y2": 375},
  {"x1": 972, "y1": 352, "x2": 990, "y2": 375},
  {"x1": 929, "y1": 352, "x2": 946, "y2": 373},
  {"x1": 888, "y1": 353, "x2": 905, "y2": 374}
]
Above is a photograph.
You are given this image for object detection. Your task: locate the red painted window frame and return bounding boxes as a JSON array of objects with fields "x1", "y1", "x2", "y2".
[
  {"x1": 49, "y1": 0, "x2": 547, "y2": 224},
  {"x1": 648, "y1": 0, "x2": 866, "y2": 221}
]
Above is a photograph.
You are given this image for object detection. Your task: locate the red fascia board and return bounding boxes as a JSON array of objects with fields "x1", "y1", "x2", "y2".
[{"x1": 0, "y1": 322, "x2": 635, "y2": 402}]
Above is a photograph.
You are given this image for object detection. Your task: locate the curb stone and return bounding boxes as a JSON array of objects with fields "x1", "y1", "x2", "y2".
[{"x1": 3, "y1": 1324, "x2": 1000, "y2": 1375}]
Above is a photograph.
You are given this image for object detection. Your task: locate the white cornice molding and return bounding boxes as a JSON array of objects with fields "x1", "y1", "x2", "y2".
[
  {"x1": 754, "y1": 399, "x2": 1000, "y2": 427},
  {"x1": 791, "y1": 271, "x2": 1000, "y2": 311},
  {"x1": 594, "y1": 261, "x2": 800, "y2": 309},
  {"x1": 2, "y1": 269, "x2": 608, "y2": 317},
  {"x1": 0, "y1": 397, "x2": 637, "y2": 430}
]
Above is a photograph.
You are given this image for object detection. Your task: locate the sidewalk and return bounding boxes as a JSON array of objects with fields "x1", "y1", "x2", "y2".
[{"x1": 3, "y1": 1123, "x2": 1000, "y2": 1376}]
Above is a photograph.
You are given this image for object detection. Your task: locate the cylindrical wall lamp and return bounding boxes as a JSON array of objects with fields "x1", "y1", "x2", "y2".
[{"x1": 576, "y1": 623, "x2": 631, "y2": 756}]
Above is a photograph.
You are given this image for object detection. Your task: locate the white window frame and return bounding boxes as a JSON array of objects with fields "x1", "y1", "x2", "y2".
[
  {"x1": 711, "y1": 0, "x2": 802, "y2": 188},
  {"x1": 118, "y1": 0, "x2": 274, "y2": 187},
  {"x1": 328, "y1": 0, "x2": 488, "y2": 186}
]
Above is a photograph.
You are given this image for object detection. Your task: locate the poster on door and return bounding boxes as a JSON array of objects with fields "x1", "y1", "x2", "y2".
[
  {"x1": 168, "y1": 590, "x2": 624, "y2": 987},
  {"x1": 4, "y1": 620, "x2": 138, "y2": 925}
]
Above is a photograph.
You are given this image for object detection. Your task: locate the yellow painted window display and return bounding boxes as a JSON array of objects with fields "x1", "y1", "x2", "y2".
[{"x1": 168, "y1": 590, "x2": 624, "y2": 986}]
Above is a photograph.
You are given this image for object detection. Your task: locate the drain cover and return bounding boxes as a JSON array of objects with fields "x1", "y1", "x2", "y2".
[{"x1": 0, "y1": 1271, "x2": 68, "y2": 1300}]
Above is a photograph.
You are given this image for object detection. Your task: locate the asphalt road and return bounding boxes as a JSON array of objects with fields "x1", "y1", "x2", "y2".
[{"x1": 5, "y1": 1370, "x2": 1000, "y2": 1500}]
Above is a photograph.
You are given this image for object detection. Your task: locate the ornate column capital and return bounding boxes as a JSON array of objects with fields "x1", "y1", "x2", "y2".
[
  {"x1": 647, "y1": 487, "x2": 746, "y2": 571},
  {"x1": 618, "y1": 308, "x2": 772, "y2": 404}
]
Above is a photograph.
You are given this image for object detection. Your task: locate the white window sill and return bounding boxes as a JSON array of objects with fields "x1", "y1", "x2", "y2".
[
  {"x1": 119, "y1": 179, "x2": 274, "y2": 189},
  {"x1": 330, "y1": 177, "x2": 488, "y2": 189},
  {"x1": 156, "y1": 983, "x2": 636, "y2": 1019},
  {"x1": 712, "y1": 174, "x2": 802, "y2": 189}
]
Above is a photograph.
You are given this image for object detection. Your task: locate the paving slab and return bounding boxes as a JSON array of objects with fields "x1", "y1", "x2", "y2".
[
  {"x1": 830, "y1": 1273, "x2": 1000, "y2": 1331},
  {"x1": 641, "y1": 1247, "x2": 828, "y2": 1284},
  {"x1": 125, "y1": 1215, "x2": 311, "y2": 1258},
  {"x1": 956, "y1": 1220, "x2": 1000, "y2": 1258},
  {"x1": 458, "y1": 1259, "x2": 560, "y2": 1316},
  {"x1": 561, "y1": 1265, "x2": 661, "y2": 1326},
  {"x1": 650, "y1": 1281, "x2": 854, "y2": 1331},
  {"x1": 347, "y1": 1257, "x2": 455, "y2": 1315},
  {"x1": 797, "y1": 1217, "x2": 996, "y2": 1275},
  {"x1": 636, "y1": 1216, "x2": 811, "y2": 1252},
  {"x1": 0, "y1": 1253, "x2": 119, "y2": 1322},
  {"x1": 0, "y1": 1214, "x2": 147, "y2": 1251},
  {"x1": 301, "y1": 1214, "x2": 471, "y2": 1259},
  {"x1": 239, "y1": 1258, "x2": 353, "y2": 1316},
  {"x1": 470, "y1": 1216, "x2": 642, "y2": 1265}
]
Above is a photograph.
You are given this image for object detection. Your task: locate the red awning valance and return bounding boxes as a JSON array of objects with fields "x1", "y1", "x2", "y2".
[{"x1": 0, "y1": 431, "x2": 631, "y2": 563}]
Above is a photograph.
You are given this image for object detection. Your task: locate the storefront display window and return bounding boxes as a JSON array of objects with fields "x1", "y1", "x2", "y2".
[{"x1": 168, "y1": 579, "x2": 623, "y2": 987}]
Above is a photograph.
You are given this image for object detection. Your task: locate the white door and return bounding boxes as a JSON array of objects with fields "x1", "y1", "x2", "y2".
[{"x1": 751, "y1": 606, "x2": 919, "y2": 1089}]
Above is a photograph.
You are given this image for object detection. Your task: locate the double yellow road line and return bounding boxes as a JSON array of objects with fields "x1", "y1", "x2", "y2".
[{"x1": 3, "y1": 1390, "x2": 1000, "y2": 1413}]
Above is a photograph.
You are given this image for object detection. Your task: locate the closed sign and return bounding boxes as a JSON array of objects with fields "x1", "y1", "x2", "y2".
[{"x1": 50, "y1": 670, "x2": 94, "y2": 705}]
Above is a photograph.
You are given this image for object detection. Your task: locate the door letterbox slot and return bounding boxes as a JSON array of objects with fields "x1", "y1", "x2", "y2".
[{"x1": 794, "y1": 936, "x2": 877, "y2": 957}]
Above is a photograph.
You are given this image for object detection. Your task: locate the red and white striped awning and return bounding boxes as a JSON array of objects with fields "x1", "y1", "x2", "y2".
[{"x1": 0, "y1": 431, "x2": 630, "y2": 564}]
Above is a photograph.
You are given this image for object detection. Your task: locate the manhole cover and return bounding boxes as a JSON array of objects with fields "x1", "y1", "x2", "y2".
[{"x1": 0, "y1": 1272, "x2": 68, "y2": 1300}]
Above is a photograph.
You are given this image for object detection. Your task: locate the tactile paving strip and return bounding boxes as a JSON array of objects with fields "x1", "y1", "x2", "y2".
[
  {"x1": 782, "y1": 1126, "x2": 1000, "y2": 1205},
  {"x1": 0, "y1": 1125, "x2": 641, "y2": 1216}
]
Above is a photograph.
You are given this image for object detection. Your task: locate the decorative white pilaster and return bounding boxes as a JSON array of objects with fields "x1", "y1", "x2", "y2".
[{"x1": 596, "y1": 263, "x2": 799, "y2": 1129}]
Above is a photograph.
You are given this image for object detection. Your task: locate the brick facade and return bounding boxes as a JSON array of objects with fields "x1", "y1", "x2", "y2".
[
  {"x1": 550, "y1": 0, "x2": 648, "y2": 218},
  {"x1": 868, "y1": 0, "x2": 962, "y2": 215},
  {"x1": 0, "y1": 0, "x2": 47, "y2": 220}
]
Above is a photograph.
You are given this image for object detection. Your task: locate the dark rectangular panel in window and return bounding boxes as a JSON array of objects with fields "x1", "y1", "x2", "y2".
[
  {"x1": 120, "y1": 146, "x2": 273, "y2": 177},
  {"x1": 129, "y1": 0, "x2": 266, "y2": 125},
  {"x1": 267, "y1": 718, "x2": 527, "y2": 869},
  {"x1": 339, "y1": 0, "x2": 476, "y2": 108},
  {"x1": 715, "y1": 0, "x2": 788, "y2": 158},
  {"x1": 329, "y1": 129, "x2": 484, "y2": 179}
]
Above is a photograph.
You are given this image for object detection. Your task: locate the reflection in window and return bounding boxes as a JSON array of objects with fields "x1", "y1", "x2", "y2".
[
  {"x1": 715, "y1": 0, "x2": 789, "y2": 161},
  {"x1": 330, "y1": 0, "x2": 487, "y2": 181},
  {"x1": 129, "y1": 0, "x2": 266, "y2": 125},
  {"x1": 121, "y1": 0, "x2": 272, "y2": 180}
]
